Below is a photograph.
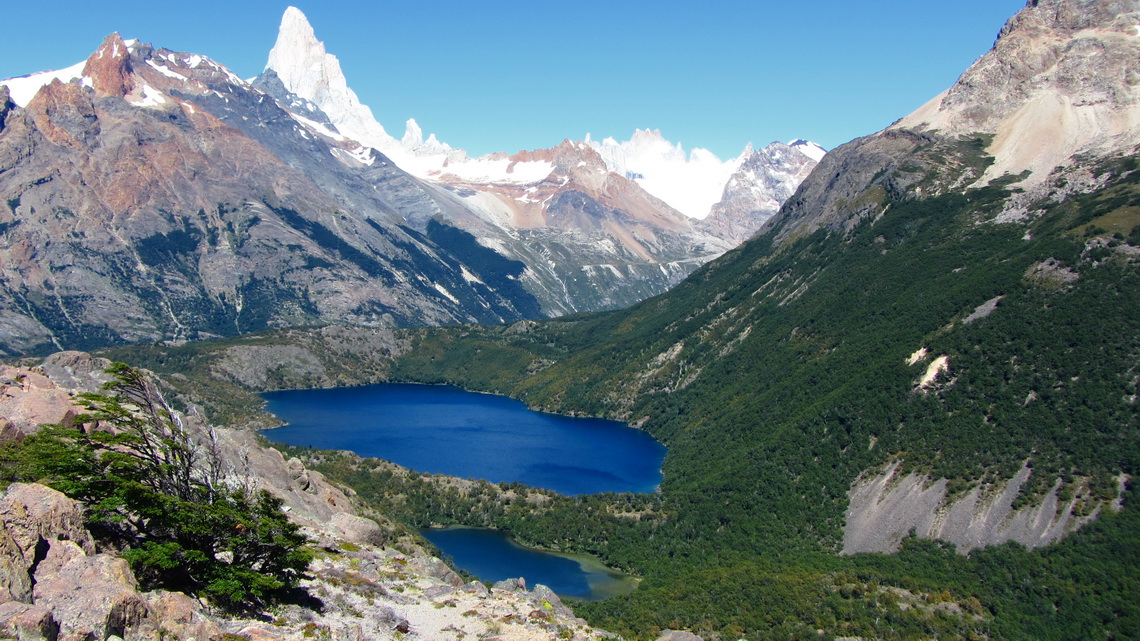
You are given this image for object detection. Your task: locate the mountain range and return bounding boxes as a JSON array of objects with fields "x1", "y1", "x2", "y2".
[{"x1": 0, "y1": 7, "x2": 820, "y2": 355}]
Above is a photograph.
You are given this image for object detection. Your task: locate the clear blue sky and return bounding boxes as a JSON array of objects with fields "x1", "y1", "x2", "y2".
[{"x1": 1, "y1": 1, "x2": 1027, "y2": 159}]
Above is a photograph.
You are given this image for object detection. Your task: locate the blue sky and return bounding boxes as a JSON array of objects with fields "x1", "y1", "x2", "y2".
[{"x1": 1, "y1": 1, "x2": 1026, "y2": 159}]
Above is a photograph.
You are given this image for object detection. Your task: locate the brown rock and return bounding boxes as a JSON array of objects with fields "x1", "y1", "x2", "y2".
[
  {"x1": 32, "y1": 539, "x2": 87, "y2": 580},
  {"x1": 0, "y1": 483, "x2": 95, "y2": 564},
  {"x1": 329, "y1": 513, "x2": 386, "y2": 547},
  {"x1": 0, "y1": 366, "x2": 80, "y2": 442},
  {"x1": 31, "y1": 554, "x2": 148, "y2": 641},
  {"x1": 82, "y1": 33, "x2": 135, "y2": 98},
  {"x1": 0, "y1": 525, "x2": 32, "y2": 603},
  {"x1": 0, "y1": 601, "x2": 59, "y2": 641},
  {"x1": 143, "y1": 590, "x2": 223, "y2": 641}
]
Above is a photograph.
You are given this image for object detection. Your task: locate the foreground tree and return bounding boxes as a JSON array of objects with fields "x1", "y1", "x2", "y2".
[{"x1": 3, "y1": 363, "x2": 311, "y2": 611}]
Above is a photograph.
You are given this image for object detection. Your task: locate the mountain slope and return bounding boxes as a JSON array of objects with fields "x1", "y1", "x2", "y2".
[{"x1": 0, "y1": 35, "x2": 543, "y2": 355}]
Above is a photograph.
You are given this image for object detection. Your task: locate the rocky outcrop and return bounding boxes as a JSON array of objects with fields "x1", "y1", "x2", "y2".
[
  {"x1": 842, "y1": 461, "x2": 1119, "y2": 554},
  {"x1": 0, "y1": 352, "x2": 111, "y2": 443}
]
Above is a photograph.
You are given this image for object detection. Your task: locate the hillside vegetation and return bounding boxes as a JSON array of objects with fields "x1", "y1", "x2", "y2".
[{"x1": 104, "y1": 142, "x2": 1140, "y2": 638}]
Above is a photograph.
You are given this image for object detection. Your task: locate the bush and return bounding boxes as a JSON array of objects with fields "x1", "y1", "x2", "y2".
[{"x1": 3, "y1": 363, "x2": 311, "y2": 611}]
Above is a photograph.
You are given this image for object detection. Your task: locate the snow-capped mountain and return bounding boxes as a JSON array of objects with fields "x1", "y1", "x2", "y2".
[
  {"x1": 0, "y1": 6, "x2": 826, "y2": 353},
  {"x1": 261, "y1": 7, "x2": 822, "y2": 225},
  {"x1": 699, "y1": 141, "x2": 822, "y2": 245}
]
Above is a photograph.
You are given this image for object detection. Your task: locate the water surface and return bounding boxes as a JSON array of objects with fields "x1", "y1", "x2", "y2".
[
  {"x1": 422, "y1": 526, "x2": 637, "y2": 601},
  {"x1": 261, "y1": 383, "x2": 665, "y2": 495}
]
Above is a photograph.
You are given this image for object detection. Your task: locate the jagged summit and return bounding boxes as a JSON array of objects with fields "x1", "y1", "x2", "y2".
[{"x1": 265, "y1": 6, "x2": 397, "y2": 151}]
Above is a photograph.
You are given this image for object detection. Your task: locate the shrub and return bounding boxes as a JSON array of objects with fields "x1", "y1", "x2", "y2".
[{"x1": 4, "y1": 363, "x2": 311, "y2": 611}]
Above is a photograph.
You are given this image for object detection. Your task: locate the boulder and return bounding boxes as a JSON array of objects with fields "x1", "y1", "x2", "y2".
[
  {"x1": 0, "y1": 601, "x2": 59, "y2": 641},
  {"x1": 31, "y1": 554, "x2": 149, "y2": 641},
  {"x1": 409, "y1": 556, "x2": 463, "y2": 587},
  {"x1": 329, "y1": 512, "x2": 386, "y2": 547},
  {"x1": 142, "y1": 591, "x2": 222, "y2": 641},
  {"x1": 531, "y1": 584, "x2": 575, "y2": 619},
  {"x1": 461, "y1": 581, "x2": 490, "y2": 597},
  {"x1": 0, "y1": 483, "x2": 95, "y2": 565},
  {"x1": 0, "y1": 525, "x2": 32, "y2": 602},
  {"x1": 492, "y1": 577, "x2": 527, "y2": 592}
]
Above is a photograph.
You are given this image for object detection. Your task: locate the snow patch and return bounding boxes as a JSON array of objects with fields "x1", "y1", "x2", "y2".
[
  {"x1": 459, "y1": 266, "x2": 484, "y2": 285},
  {"x1": 1, "y1": 60, "x2": 87, "y2": 107},
  {"x1": 788, "y1": 139, "x2": 828, "y2": 162},
  {"x1": 146, "y1": 59, "x2": 186, "y2": 80},
  {"x1": 289, "y1": 112, "x2": 346, "y2": 141},
  {"x1": 433, "y1": 283, "x2": 460, "y2": 304},
  {"x1": 133, "y1": 84, "x2": 168, "y2": 108}
]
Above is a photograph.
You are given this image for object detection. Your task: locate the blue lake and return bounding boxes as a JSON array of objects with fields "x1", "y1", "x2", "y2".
[
  {"x1": 421, "y1": 526, "x2": 637, "y2": 601},
  {"x1": 260, "y1": 383, "x2": 666, "y2": 495}
]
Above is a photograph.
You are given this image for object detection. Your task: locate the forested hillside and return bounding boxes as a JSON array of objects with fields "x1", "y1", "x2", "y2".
[{"x1": 107, "y1": 140, "x2": 1140, "y2": 639}]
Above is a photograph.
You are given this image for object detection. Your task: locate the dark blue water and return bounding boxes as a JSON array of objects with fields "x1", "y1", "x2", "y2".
[
  {"x1": 421, "y1": 527, "x2": 636, "y2": 600},
  {"x1": 260, "y1": 383, "x2": 665, "y2": 495}
]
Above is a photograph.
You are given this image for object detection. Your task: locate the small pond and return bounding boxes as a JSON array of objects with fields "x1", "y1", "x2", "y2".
[
  {"x1": 421, "y1": 526, "x2": 637, "y2": 601},
  {"x1": 260, "y1": 382, "x2": 666, "y2": 495}
]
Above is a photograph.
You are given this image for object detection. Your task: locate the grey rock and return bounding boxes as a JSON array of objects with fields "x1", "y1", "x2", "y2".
[
  {"x1": 530, "y1": 584, "x2": 574, "y2": 619},
  {"x1": 656, "y1": 631, "x2": 703, "y2": 641},
  {"x1": 492, "y1": 577, "x2": 527, "y2": 592},
  {"x1": 409, "y1": 556, "x2": 463, "y2": 587},
  {"x1": 329, "y1": 513, "x2": 386, "y2": 547},
  {"x1": 461, "y1": 581, "x2": 490, "y2": 597}
]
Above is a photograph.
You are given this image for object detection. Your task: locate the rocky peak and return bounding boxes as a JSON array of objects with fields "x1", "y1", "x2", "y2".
[
  {"x1": 264, "y1": 6, "x2": 396, "y2": 151},
  {"x1": 893, "y1": 0, "x2": 1140, "y2": 184},
  {"x1": 82, "y1": 33, "x2": 134, "y2": 97}
]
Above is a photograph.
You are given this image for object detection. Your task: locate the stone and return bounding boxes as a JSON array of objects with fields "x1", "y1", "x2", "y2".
[
  {"x1": 657, "y1": 631, "x2": 704, "y2": 641},
  {"x1": 461, "y1": 581, "x2": 490, "y2": 597},
  {"x1": 492, "y1": 577, "x2": 527, "y2": 592},
  {"x1": 0, "y1": 601, "x2": 59, "y2": 641},
  {"x1": 0, "y1": 483, "x2": 95, "y2": 564},
  {"x1": 0, "y1": 525, "x2": 32, "y2": 602},
  {"x1": 31, "y1": 554, "x2": 148, "y2": 641},
  {"x1": 531, "y1": 584, "x2": 574, "y2": 619},
  {"x1": 31, "y1": 539, "x2": 87, "y2": 580},
  {"x1": 409, "y1": 556, "x2": 463, "y2": 587},
  {"x1": 142, "y1": 591, "x2": 223, "y2": 641},
  {"x1": 329, "y1": 512, "x2": 385, "y2": 547}
]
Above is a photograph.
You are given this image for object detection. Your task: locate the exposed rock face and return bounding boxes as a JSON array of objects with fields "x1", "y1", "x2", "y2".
[
  {"x1": 765, "y1": 0, "x2": 1140, "y2": 244},
  {"x1": 843, "y1": 462, "x2": 1114, "y2": 554},
  {"x1": 895, "y1": 0, "x2": 1140, "y2": 184},
  {"x1": 32, "y1": 554, "x2": 150, "y2": 641}
]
